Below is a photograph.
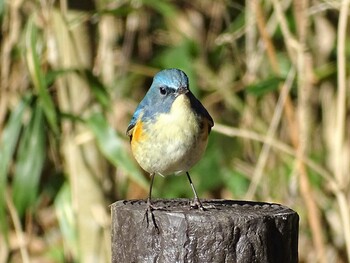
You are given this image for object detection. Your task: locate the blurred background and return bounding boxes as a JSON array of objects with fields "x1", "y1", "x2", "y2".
[{"x1": 0, "y1": 0, "x2": 349, "y2": 262}]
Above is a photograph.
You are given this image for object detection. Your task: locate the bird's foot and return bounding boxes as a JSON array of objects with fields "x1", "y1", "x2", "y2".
[
  {"x1": 190, "y1": 198, "x2": 206, "y2": 211},
  {"x1": 143, "y1": 202, "x2": 162, "y2": 234}
]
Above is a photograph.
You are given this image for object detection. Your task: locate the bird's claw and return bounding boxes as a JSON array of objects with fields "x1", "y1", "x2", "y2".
[
  {"x1": 143, "y1": 203, "x2": 160, "y2": 234},
  {"x1": 190, "y1": 198, "x2": 206, "y2": 211}
]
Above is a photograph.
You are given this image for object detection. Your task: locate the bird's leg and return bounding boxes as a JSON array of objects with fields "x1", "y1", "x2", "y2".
[
  {"x1": 186, "y1": 172, "x2": 205, "y2": 211},
  {"x1": 143, "y1": 173, "x2": 159, "y2": 233}
]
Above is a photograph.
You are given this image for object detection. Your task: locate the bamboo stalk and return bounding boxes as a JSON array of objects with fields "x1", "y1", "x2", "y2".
[
  {"x1": 335, "y1": 0, "x2": 350, "y2": 260},
  {"x1": 293, "y1": 0, "x2": 326, "y2": 262}
]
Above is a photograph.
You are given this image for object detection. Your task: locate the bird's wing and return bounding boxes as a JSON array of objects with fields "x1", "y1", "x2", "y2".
[
  {"x1": 204, "y1": 107, "x2": 214, "y2": 129},
  {"x1": 203, "y1": 108, "x2": 214, "y2": 134},
  {"x1": 189, "y1": 93, "x2": 214, "y2": 132}
]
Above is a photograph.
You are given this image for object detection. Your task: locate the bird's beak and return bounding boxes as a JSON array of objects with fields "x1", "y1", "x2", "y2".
[{"x1": 177, "y1": 86, "x2": 189, "y2": 96}]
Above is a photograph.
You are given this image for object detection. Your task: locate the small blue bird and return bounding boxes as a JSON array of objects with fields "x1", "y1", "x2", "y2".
[{"x1": 127, "y1": 68, "x2": 214, "y2": 222}]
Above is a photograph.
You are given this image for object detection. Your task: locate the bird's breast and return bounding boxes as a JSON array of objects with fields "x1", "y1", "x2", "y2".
[
  {"x1": 131, "y1": 94, "x2": 208, "y2": 175},
  {"x1": 155, "y1": 94, "x2": 198, "y2": 138}
]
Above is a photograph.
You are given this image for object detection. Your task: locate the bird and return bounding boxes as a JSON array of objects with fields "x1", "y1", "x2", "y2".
[{"x1": 126, "y1": 68, "x2": 214, "y2": 227}]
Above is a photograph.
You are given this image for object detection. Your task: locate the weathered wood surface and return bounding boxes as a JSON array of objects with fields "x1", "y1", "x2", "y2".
[{"x1": 111, "y1": 199, "x2": 299, "y2": 263}]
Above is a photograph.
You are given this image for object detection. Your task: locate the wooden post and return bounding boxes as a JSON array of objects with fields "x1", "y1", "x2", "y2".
[{"x1": 111, "y1": 199, "x2": 299, "y2": 263}]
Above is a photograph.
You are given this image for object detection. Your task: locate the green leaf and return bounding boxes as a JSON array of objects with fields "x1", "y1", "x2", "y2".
[
  {"x1": 54, "y1": 183, "x2": 78, "y2": 259},
  {"x1": 46, "y1": 68, "x2": 111, "y2": 110},
  {"x1": 83, "y1": 70, "x2": 111, "y2": 110},
  {"x1": 0, "y1": 0, "x2": 5, "y2": 22},
  {"x1": 142, "y1": 0, "x2": 177, "y2": 17},
  {"x1": 226, "y1": 12, "x2": 245, "y2": 34},
  {"x1": 0, "y1": 96, "x2": 30, "y2": 234},
  {"x1": 245, "y1": 76, "x2": 284, "y2": 97},
  {"x1": 86, "y1": 113, "x2": 148, "y2": 189},
  {"x1": 45, "y1": 68, "x2": 78, "y2": 87},
  {"x1": 99, "y1": 4, "x2": 134, "y2": 17},
  {"x1": 25, "y1": 17, "x2": 59, "y2": 134},
  {"x1": 314, "y1": 62, "x2": 336, "y2": 81},
  {"x1": 224, "y1": 169, "x2": 250, "y2": 197},
  {"x1": 12, "y1": 102, "x2": 46, "y2": 216}
]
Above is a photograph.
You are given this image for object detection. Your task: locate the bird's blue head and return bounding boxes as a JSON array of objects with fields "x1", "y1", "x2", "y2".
[
  {"x1": 140, "y1": 68, "x2": 190, "y2": 118},
  {"x1": 127, "y1": 68, "x2": 213, "y2": 138},
  {"x1": 152, "y1": 68, "x2": 189, "y2": 91}
]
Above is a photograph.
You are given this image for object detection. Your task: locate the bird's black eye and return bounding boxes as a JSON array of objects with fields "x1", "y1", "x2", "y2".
[{"x1": 159, "y1": 87, "x2": 167, "y2": 95}]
